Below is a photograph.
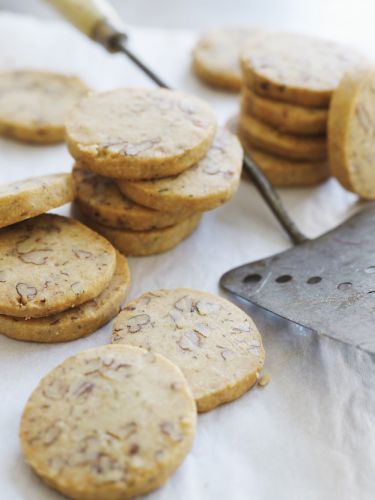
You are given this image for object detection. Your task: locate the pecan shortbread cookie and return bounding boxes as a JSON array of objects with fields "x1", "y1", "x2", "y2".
[
  {"x1": 241, "y1": 33, "x2": 364, "y2": 107},
  {"x1": 117, "y1": 129, "x2": 243, "y2": 212},
  {"x1": 243, "y1": 143, "x2": 330, "y2": 187},
  {"x1": 192, "y1": 27, "x2": 262, "y2": 91},
  {"x1": 239, "y1": 113, "x2": 327, "y2": 160},
  {"x1": 328, "y1": 67, "x2": 375, "y2": 199},
  {"x1": 241, "y1": 88, "x2": 328, "y2": 135},
  {"x1": 0, "y1": 214, "x2": 116, "y2": 318},
  {"x1": 0, "y1": 70, "x2": 89, "y2": 143},
  {"x1": 112, "y1": 289, "x2": 265, "y2": 412},
  {"x1": 20, "y1": 345, "x2": 196, "y2": 499},
  {"x1": 79, "y1": 211, "x2": 202, "y2": 256},
  {"x1": 73, "y1": 165, "x2": 191, "y2": 230},
  {"x1": 0, "y1": 173, "x2": 73, "y2": 229},
  {"x1": 0, "y1": 252, "x2": 130, "y2": 343},
  {"x1": 66, "y1": 88, "x2": 217, "y2": 180}
]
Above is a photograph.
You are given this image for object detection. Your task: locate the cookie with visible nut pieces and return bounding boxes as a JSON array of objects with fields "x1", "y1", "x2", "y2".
[
  {"x1": 239, "y1": 113, "x2": 327, "y2": 160},
  {"x1": 328, "y1": 66, "x2": 375, "y2": 199},
  {"x1": 73, "y1": 165, "x2": 192, "y2": 230},
  {"x1": 243, "y1": 142, "x2": 330, "y2": 187},
  {"x1": 0, "y1": 173, "x2": 73, "y2": 229},
  {"x1": 0, "y1": 214, "x2": 116, "y2": 318},
  {"x1": 117, "y1": 128, "x2": 243, "y2": 213},
  {"x1": 66, "y1": 87, "x2": 217, "y2": 180},
  {"x1": 192, "y1": 27, "x2": 262, "y2": 91},
  {"x1": 225, "y1": 114, "x2": 329, "y2": 185},
  {"x1": 0, "y1": 252, "x2": 130, "y2": 343},
  {"x1": 20, "y1": 344, "x2": 196, "y2": 500},
  {"x1": 77, "y1": 209, "x2": 202, "y2": 256},
  {"x1": 112, "y1": 289, "x2": 265, "y2": 412},
  {"x1": 241, "y1": 32, "x2": 365, "y2": 107},
  {"x1": 0, "y1": 70, "x2": 89, "y2": 144},
  {"x1": 241, "y1": 88, "x2": 328, "y2": 135}
]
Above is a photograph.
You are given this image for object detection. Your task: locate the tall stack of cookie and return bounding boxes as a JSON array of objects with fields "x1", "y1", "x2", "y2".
[
  {"x1": 238, "y1": 32, "x2": 365, "y2": 187},
  {"x1": 66, "y1": 87, "x2": 243, "y2": 256},
  {"x1": 0, "y1": 173, "x2": 130, "y2": 343}
]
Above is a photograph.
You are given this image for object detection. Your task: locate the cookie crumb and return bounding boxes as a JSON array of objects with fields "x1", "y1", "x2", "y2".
[{"x1": 258, "y1": 373, "x2": 270, "y2": 387}]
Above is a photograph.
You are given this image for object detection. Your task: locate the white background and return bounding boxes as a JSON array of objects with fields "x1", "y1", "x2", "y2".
[
  {"x1": 1, "y1": 0, "x2": 375, "y2": 39},
  {"x1": 0, "y1": 2, "x2": 374, "y2": 500}
]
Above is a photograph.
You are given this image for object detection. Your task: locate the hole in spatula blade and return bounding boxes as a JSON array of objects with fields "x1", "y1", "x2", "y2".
[
  {"x1": 243, "y1": 273, "x2": 262, "y2": 284},
  {"x1": 307, "y1": 276, "x2": 322, "y2": 284},
  {"x1": 275, "y1": 275, "x2": 292, "y2": 283}
]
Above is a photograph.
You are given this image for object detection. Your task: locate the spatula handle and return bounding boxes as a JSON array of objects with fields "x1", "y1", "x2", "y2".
[
  {"x1": 243, "y1": 154, "x2": 308, "y2": 245},
  {"x1": 46, "y1": 0, "x2": 127, "y2": 48}
]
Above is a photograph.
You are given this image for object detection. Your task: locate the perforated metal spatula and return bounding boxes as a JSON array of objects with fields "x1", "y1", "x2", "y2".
[
  {"x1": 221, "y1": 198, "x2": 375, "y2": 355},
  {"x1": 47, "y1": 0, "x2": 375, "y2": 355}
]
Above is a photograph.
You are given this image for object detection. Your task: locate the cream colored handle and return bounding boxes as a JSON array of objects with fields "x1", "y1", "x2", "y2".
[{"x1": 46, "y1": 0, "x2": 126, "y2": 45}]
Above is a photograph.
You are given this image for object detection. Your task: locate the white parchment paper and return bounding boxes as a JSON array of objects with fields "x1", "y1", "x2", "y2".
[{"x1": 0, "y1": 12, "x2": 373, "y2": 500}]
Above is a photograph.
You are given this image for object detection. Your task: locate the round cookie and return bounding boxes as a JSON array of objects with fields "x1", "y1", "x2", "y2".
[
  {"x1": 66, "y1": 87, "x2": 217, "y2": 180},
  {"x1": 117, "y1": 129, "x2": 243, "y2": 213},
  {"x1": 328, "y1": 67, "x2": 375, "y2": 199},
  {"x1": 241, "y1": 32, "x2": 364, "y2": 107},
  {"x1": 241, "y1": 88, "x2": 328, "y2": 135},
  {"x1": 192, "y1": 27, "x2": 262, "y2": 91},
  {"x1": 243, "y1": 142, "x2": 330, "y2": 187},
  {"x1": 73, "y1": 165, "x2": 191, "y2": 230},
  {"x1": 0, "y1": 70, "x2": 89, "y2": 144},
  {"x1": 239, "y1": 113, "x2": 327, "y2": 160},
  {"x1": 78, "y1": 210, "x2": 202, "y2": 257},
  {"x1": 0, "y1": 214, "x2": 116, "y2": 318},
  {"x1": 0, "y1": 252, "x2": 130, "y2": 343},
  {"x1": 112, "y1": 289, "x2": 265, "y2": 412},
  {"x1": 20, "y1": 345, "x2": 196, "y2": 500},
  {"x1": 0, "y1": 173, "x2": 73, "y2": 229}
]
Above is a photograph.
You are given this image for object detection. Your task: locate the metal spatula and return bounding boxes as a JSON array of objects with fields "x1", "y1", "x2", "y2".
[
  {"x1": 221, "y1": 201, "x2": 375, "y2": 355},
  {"x1": 47, "y1": 0, "x2": 375, "y2": 355}
]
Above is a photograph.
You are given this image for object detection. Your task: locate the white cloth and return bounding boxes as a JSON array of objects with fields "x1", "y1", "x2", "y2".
[{"x1": 0, "y1": 12, "x2": 373, "y2": 500}]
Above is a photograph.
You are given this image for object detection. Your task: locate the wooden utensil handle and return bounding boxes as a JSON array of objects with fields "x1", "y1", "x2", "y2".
[{"x1": 46, "y1": 0, "x2": 126, "y2": 47}]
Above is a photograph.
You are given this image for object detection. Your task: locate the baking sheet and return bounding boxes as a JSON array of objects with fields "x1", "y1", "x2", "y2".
[{"x1": 0, "y1": 12, "x2": 374, "y2": 500}]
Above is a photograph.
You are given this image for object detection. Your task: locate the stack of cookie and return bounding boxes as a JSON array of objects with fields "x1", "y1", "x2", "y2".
[
  {"x1": 238, "y1": 32, "x2": 365, "y2": 187},
  {"x1": 0, "y1": 173, "x2": 130, "y2": 343},
  {"x1": 66, "y1": 87, "x2": 243, "y2": 256}
]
